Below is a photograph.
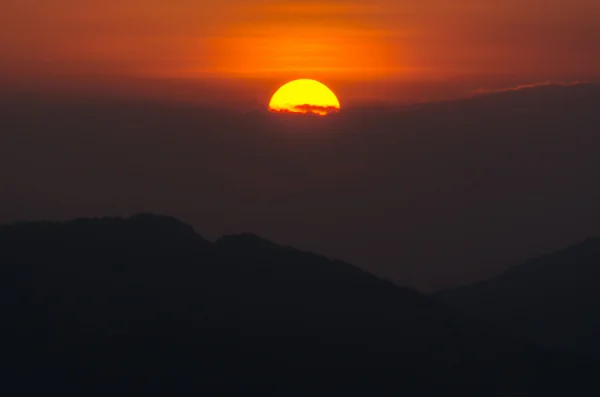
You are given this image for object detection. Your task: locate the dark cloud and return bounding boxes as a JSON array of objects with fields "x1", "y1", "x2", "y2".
[
  {"x1": 293, "y1": 104, "x2": 341, "y2": 114},
  {"x1": 270, "y1": 104, "x2": 341, "y2": 115},
  {"x1": 472, "y1": 81, "x2": 589, "y2": 95}
]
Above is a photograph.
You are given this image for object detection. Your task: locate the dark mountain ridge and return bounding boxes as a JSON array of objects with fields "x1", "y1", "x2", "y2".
[
  {"x1": 0, "y1": 214, "x2": 593, "y2": 396},
  {"x1": 1, "y1": 214, "x2": 598, "y2": 394},
  {"x1": 435, "y1": 237, "x2": 600, "y2": 356}
]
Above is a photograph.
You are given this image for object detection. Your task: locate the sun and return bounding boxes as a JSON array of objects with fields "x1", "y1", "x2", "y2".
[{"x1": 269, "y1": 79, "x2": 341, "y2": 116}]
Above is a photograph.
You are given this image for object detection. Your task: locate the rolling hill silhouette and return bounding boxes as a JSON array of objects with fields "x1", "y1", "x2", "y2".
[
  {"x1": 0, "y1": 214, "x2": 597, "y2": 395},
  {"x1": 436, "y1": 237, "x2": 600, "y2": 357}
]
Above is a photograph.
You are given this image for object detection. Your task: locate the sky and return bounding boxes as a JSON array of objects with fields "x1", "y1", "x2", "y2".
[
  {"x1": 1, "y1": 1, "x2": 600, "y2": 291},
  {"x1": 2, "y1": 0, "x2": 600, "y2": 105}
]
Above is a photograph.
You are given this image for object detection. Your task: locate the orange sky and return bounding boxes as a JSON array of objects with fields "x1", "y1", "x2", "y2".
[{"x1": 2, "y1": 0, "x2": 599, "y2": 104}]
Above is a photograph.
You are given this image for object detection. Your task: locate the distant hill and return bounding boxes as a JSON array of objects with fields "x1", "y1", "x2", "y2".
[
  {"x1": 435, "y1": 237, "x2": 600, "y2": 356},
  {"x1": 0, "y1": 214, "x2": 597, "y2": 395}
]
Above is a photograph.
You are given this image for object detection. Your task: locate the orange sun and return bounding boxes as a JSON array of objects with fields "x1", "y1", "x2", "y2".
[{"x1": 268, "y1": 79, "x2": 341, "y2": 116}]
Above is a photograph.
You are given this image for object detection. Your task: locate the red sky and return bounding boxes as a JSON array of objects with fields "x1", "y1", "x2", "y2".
[{"x1": 2, "y1": 0, "x2": 599, "y2": 105}]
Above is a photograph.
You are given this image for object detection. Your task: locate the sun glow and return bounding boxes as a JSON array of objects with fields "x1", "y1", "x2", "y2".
[{"x1": 268, "y1": 79, "x2": 341, "y2": 116}]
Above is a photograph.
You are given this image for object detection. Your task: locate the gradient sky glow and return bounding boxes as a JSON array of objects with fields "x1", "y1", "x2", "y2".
[
  {"x1": 2, "y1": 0, "x2": 599, "y2": 103},
  {"x1": 2, "y1": 1, "x2": 600, "y2": 291}
]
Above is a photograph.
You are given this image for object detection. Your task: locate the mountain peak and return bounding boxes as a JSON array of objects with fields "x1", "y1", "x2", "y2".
[
  {"x1": 127, "y1": 213, "x2": 198, "y2": 237},
  {"x1": 435, "y1": 236, "x2": 600, "y2": 355},
  {"x1": 583, "y1": 236, "x2": 600, "y2": 245},
  {"x1": 0, "y1": 213, "x2": 207, "y2": 246}
]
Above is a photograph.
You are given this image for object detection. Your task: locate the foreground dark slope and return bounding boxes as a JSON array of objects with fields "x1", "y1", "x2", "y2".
[
  {"x1": 0, "y1": 215, "x2": 596, "y2": 395},
  {"x1": 436, "y1": 238, "x2": 600, "y2": 356}
]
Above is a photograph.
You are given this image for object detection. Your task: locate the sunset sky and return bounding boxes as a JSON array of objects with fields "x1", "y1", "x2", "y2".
[
  {"x1": 2, "y1": 0, "x2": 599, "y2": 105},
  {"x1": 2, "y1": 1, "x2": 600, "y2": 291}
]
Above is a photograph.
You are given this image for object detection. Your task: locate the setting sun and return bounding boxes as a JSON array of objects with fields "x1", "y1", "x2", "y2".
[{"x1": 268, "y1": 79, "x2": 341, "y2": 116}]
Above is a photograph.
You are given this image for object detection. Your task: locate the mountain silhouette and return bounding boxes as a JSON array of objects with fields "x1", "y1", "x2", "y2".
[
  {"x1": 435, "y1": 237, "x2": 600, "y2": 356},
  {"x1": 0, "y1": 214, "x2": 597, "y2": 395}
]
